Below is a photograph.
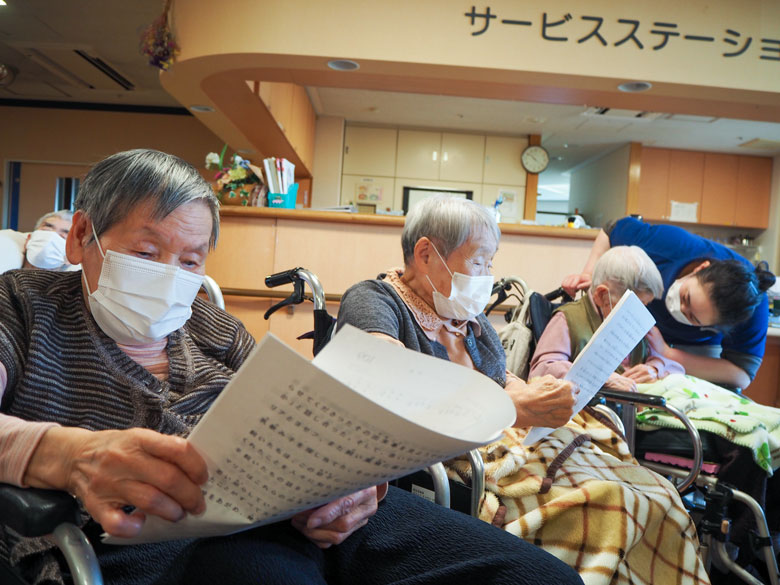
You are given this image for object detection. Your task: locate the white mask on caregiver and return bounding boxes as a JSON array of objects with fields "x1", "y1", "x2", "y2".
[
  {"x1": 83, "y1": 224, "x2": 204, "y2": 345},
  {"x1": 426, "y1": 243, "x2": 494, "y2": 321},
  {"x1": 25, "y1": 229, "x2": 78, "y2": 271},
  {"x1": 664, "y1": 278, "x2": 692, "y2": 326}
]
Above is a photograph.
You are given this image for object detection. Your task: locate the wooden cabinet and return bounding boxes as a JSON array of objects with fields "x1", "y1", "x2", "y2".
[
  {"x1": 342, "y1": 126, "x2": 398, "y2": 177},
  {"x1": 483, "y1": 136, "x2": 528, "y2": 185},
  {"x1": 700, "y1": 153, "x2": 738, "y2": 225},
  {"x1": 636, "y1": 147, "x2": 670, "y2": 221},
  {"x1": 289, "y1": 85, "x2": 316, "y2": 170},
  {"x1": 256, "y1": 81, "x2": 317, "y2": 175},
  {"x1": 634, "y1": 147, "x2": 772, "y2": 228},
  {"x1": 396, "y1": 130, "x2": 441, "y2": 180},
  {"x1": 259, "y1": 82, "x2": 293, "y2": 134},
  {"x1": 735, "y1": 156, "x2": 772, "y2": 228},
  {"x1": 339, "y1": 125, "x2": 528, "y2": 220},
  {"x1": 439, "y1": 133, "x2": 485, "y2": 183},
  {"x1": 667, "y1": 150, "x2": 703, "y2": 216},
  {"x1": 395, "y1": 130, "x2": 484, "y2": 183}
]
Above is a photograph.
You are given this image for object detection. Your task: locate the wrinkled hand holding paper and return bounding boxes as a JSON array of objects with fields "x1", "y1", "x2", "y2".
[
  {"x1": 106, "y1": 325, "x2": 515, "y2": 544},
  {"x1": 524, "y1": 290, "x2": 656, "y2": 445}
]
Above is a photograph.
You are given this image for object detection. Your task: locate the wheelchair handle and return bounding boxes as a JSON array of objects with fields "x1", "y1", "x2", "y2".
[
  {"x1": 544, "y1": 287, "x2": 574, "y2": 303},
  {"x1": 264, "y1": 267, "x2": 326, "y2": 311},
  {"x1": 265, "y1": 268, "x2": 303, "y2": 288}
]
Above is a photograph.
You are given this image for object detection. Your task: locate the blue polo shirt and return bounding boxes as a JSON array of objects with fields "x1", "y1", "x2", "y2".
[{"x1": 608, "y1": 217, "x2": 767, "y2": 379}]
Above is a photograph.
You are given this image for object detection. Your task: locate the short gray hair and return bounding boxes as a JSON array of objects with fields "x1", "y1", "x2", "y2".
[
  {"x1": 401, "y1": 195, "x2": 500, "y2": 263},
  {"x1": 34, "y1": 209, "x2": 74, "y2": 230},
  {"x1": 591, "y1": 245, "x2": 664, "y2": 299},
  {"x1": 75, "y1": 149, "x2": 220, "y2": 248}
]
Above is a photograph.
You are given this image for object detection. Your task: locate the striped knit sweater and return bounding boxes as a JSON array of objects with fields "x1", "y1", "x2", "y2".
[{"x1": 0, "y1": 269, "x2": 256, "y2": 583}]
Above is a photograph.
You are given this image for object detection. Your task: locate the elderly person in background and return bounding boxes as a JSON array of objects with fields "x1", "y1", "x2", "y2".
[
  {"x1": 338, "y1": 196, "x2": 578, "y2": 429},
  {"x1": 338, "y1": 196, "x2": 709, "y2": 585},
  {"x1": 530, "y1": 245, "x2": 684, "y2": 388},
  {"x1": 0, "y1": 209, "x2": 79, "y2": 273},
  {"x1": 0, "y1": 149, "x2": 583, "y2": 585}
]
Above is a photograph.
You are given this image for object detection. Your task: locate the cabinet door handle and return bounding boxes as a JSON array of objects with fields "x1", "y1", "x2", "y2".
[
  {"x1": 432, "y1": 150, "x2": 438, "y2": 161},
  {"x1": 345, "y1": 145, "x2": 350, "y2": 154}
]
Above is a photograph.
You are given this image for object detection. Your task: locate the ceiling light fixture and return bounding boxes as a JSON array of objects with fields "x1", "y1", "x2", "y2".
[
  {"x1": 618, "y1": 81, "x2": 652, "y2": 93},
  {"x1": 327, "y1": 59, "x2": 360, "y2": 71},
  {"x1": 189, "y1": 104, "x2": 215, "y2": 113},
  {"x1": 0, "y1": 1, "x2": 6, "y2": 6}
]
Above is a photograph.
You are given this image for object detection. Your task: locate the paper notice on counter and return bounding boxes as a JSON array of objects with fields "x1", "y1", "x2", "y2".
[
  {"x1": 524, "y1": 290, "x2": 656, "y2": 445},
  {"x1": 669, "y1": 200, "x2": 698, "y2": 223},
  {"x1": 105, "y1": 325, "x2": 515, "y2": 544}
]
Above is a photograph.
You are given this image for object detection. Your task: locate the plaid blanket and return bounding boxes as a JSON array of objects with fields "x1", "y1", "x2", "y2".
[{"x1": 446, "y1": 408, "x2": 710, "y2": 585}]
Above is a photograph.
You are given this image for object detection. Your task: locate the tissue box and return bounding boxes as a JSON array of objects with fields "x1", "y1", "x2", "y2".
[{"x1": 267, "y1": 184, "x2": 299, "y2": 209}]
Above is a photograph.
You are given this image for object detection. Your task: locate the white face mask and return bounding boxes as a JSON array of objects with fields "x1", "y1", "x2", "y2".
[
  {"x1": 426, "y1": 243, "x2": 494, "y2": 321},
  {"x1": 665, "y1": 278, "x2": 692, "y2": 325},
  {"x1": 26, "y1": 230, "x2": 70, "y2": 270},
  {"x1": 84, "y1": 225, "x2": 204, "y2": 345}
]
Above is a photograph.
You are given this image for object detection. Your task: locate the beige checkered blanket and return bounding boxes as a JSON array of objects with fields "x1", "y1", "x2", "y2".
[{"x1": 446, "y1": 408, "x2": 710, "y2": 585}]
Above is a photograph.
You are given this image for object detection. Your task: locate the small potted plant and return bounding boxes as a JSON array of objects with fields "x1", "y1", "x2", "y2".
[{"x1": 205, "y1": 146, "x2": 265, "y2": 206}]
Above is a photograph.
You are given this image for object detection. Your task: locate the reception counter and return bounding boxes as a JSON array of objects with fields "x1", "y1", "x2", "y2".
[
  {"x1": 207, "y1": 207, "x2": 597, "y2": 352},
  {"x1": 207, "y1": 207, "x2": 778, "y2": 406}
]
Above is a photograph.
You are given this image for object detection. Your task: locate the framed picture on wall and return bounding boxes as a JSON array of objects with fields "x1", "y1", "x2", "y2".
[{"x1": 402, "y1": 186, "x2": 473, "y2": 215}]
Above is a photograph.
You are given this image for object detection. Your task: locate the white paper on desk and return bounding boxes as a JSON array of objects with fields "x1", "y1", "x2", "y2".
[
  {"x1": 105, "y1": 325, "x2": 515, "y2": 544},
  {"x1": 524, "y1": 290, "x2": 656, "y2": 445}
]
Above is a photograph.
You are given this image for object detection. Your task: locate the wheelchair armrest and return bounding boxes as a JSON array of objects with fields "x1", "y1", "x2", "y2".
[
  {"x1": 596, "y1": 388, "x2": 666, "y2": 408},
  {"x1": 0, "y1": 484, "x2": 80, "y2": 537},
  {"x1": 595, "y1": 388, "x2": 703, "y2": 492}
]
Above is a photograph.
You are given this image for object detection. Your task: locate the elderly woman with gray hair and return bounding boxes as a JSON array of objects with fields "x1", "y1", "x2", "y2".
[
  {"x1": 338, "y1": 195, "x2": 578, "y2": 430},
  {"x1": 530, "y1": 245, "x2": 684, "y2": 389},
  {"x1": 338, "y1": 201, "x2": 708, "y2": 585}
]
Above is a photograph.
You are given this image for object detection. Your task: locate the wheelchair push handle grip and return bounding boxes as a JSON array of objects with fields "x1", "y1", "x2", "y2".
[{"x1": 265, "y1": 268, "x2": 304, "y2": 288}]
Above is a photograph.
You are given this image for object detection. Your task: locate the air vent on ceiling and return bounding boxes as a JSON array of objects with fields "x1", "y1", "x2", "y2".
[
  {"x1": 13, "y1": 44, "x2": 135, "y2": 91},
  {"x1": 582, "y1": 107, "x2": 665, "y2": 121}
]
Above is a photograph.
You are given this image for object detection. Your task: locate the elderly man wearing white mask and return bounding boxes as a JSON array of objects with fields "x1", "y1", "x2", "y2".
[
  {"x1": 0, "y1": 210, "x2": 79, "y2": 273},
  {"x1": 0, "y1": 149, "x2": 583, "y2": 585}
]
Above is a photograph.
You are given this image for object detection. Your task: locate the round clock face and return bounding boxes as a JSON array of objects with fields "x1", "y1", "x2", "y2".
[{"x1": 521, "y1": 145, "x2": 550, "y2": 174}]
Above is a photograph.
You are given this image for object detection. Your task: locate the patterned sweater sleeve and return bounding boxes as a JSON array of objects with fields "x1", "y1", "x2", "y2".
[{"x1": 0, "y1": 275, "x2": 60, "y2": 485}]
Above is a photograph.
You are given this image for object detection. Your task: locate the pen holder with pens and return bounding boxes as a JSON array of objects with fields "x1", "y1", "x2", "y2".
[{"x1": 267, "y1": 183, "x2": 299, "y2": 209}]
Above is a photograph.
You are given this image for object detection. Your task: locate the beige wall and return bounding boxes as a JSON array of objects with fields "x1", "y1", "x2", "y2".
[
  {"x1": 0, "y1": 105, "x2": 222, "y2": 227},
  {"x1": 568, "y1": 144, "x2": 631, "y2": 229}
]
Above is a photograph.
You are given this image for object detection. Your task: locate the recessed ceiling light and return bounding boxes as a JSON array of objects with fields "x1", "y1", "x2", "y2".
[
  {"x1": 189, "y1": 105, "x2": 215, "y2": 113},
  {"x1": 618, "y1": 81, "x2": 652, "y2": 93},
  {"x1": 327, "y1": 59, "x2": 360, "y2": 71}
]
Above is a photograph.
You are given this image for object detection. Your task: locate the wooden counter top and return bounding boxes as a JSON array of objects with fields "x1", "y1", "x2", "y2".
[{"x1": 219, "y1": 206, "x2": 600, "y2": 240}]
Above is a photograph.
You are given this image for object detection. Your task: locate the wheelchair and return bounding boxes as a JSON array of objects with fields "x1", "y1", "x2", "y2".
[
  {"x1": 489, "y1": 276, "x2": 779, "y2": 585},
  {"x1": 0, "y1": 276, "x2": 225, "y2": 585}
]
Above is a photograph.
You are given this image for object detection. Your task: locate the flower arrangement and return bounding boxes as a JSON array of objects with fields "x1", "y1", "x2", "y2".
[
  {"x1": 139, "y1": 0, "x2": 179, "y2": 71},
  {"x1": 205, "y1": 145, "x2": 265, "y2": 206}
]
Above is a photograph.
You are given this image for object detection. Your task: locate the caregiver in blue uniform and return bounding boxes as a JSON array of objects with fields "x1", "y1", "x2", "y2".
[{"x1": 562, "y1": 216, "x2": 775, "y2": 389}]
